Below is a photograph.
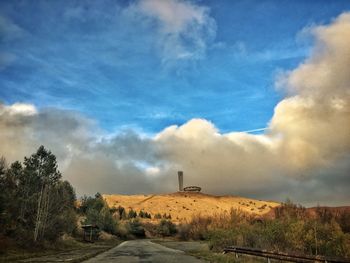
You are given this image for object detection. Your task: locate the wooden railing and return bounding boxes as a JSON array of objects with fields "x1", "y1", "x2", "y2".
[{"x1": 223, "y1": 246, "x2": 350, "y2": 263}]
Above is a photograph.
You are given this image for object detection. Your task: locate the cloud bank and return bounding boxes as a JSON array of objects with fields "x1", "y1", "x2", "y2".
[{"x1": 1, "y1": 13, "x2": 349, "y2": 206}]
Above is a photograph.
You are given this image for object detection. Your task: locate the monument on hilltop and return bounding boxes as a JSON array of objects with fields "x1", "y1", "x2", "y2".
[{"x1": 177, "y1": 171, "x2": 201, "y2": 192}]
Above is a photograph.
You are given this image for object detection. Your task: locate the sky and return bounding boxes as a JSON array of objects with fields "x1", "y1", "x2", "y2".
[{"x1": 0, "y1": 0, "x2": 350, "y2": 206}]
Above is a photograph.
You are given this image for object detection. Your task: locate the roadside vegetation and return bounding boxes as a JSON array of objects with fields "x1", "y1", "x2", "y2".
[
  {"x1": 0, "y1": 146, "x2": 120, "y2": 262},
  {"x1": 0, "y1": 146, "x2": 199, "y2": 261},
  {"x1": 83, "y1": 195, "x2": 350, "y2": 259},
  {"x1": 178, "y1": 200, "x2": 350, "y2": 259},
  {"x1": 78, "y1": 193, "x2": 175, "y2": 239}
]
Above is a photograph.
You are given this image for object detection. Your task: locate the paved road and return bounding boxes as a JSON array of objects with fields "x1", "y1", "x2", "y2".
[{"x1": 83, "y1": 240, "x2": 207, "y2": 263}]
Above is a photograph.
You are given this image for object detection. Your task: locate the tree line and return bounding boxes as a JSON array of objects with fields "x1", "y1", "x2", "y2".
[
  {"x1": 0, "y1": 143, "x2": 178, "y2": 249},
  {"x1": 0, "y1": 146, "x2": 76, "y2": 246}
]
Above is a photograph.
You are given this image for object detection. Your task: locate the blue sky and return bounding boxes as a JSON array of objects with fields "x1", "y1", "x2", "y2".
[{"x1": 1, "y1": 0, "x2": 349, "y2": 134}]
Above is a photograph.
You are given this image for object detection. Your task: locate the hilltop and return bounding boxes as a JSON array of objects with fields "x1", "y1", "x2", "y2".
[{"x1": 103, "y1": 192, "x2": 280, "y2": 222}]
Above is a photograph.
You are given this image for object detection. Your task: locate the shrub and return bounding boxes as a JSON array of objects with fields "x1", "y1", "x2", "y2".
[
  {"x1": 127, "y1": 219, "x2": 145, "y2": 238},
  {"x1": 339, "y1": 211, "x2": 350, "y2": 233},
  {"x1": 154, "y1": 213, "x2": 162, "y2": 219},
  {"x1": 139, "y1": 210, "x2": 152, "y2": 219},
  {"x1": 157, "y1": 219, "x2": 177, "y2": 237},
  {"x1": 116, "y1": 222, "x2": 129, "y2": 239},
  {"x1": 206, "y1": 228, "x2": 242, "y2": 251},
  {"x1": 81, "y1": 194, "x2": 118, "y2": 235},
  {"x1": 177, "y1": 223, "x2": 191, "y2": 240}
]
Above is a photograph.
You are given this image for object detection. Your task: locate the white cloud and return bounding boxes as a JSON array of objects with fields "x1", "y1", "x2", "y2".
[
  {"x1": 1, "y1": 103, "x2": 38, "y2": 116},
  {"x1": 138, "y1": 0, "x2": 206, "y2": 33},
  {"x1": 145, "y1": 166, "x2": 160, "y2": 176},
  {"x1": 276, "y1": 13, "x2": 350, "y2": 97},
  {"x1": 127, "y1": 0, "x2": 216, "y2": 64}
]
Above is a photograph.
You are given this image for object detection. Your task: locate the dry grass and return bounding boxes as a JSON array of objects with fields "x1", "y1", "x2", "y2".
[{"x1": 103, "y1": 192, "x2": 279, "y2": 222}]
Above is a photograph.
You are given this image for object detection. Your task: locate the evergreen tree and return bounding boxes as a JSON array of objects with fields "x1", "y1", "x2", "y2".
[
  {"x1": 117, "y1": 206, "x2": 125, "y2": 220},
  {"x1": 22, "y1": 146, "x2": 62, "y2": 242},
  {"x1": 154, "y1": 213, "x2": 162, "y2": 219},
  {"x1": 128, "y1": 209, "x2": 137, "y2": 219},
  {"x1": 81, "y1": 192, "x2": 118, "y2": 235},
  {"x1": 0, "y1": 147, "x2": 77, "y2": 244}
]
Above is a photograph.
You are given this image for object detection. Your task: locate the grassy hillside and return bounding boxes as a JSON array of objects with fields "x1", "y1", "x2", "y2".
[{"x1": 103, "y1": 192, "x2": 280, "y2": 222}]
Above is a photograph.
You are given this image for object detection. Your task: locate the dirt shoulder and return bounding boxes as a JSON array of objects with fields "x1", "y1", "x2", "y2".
[{"x1": 0, "y1": 240, "x2": 121, "y2": 263}]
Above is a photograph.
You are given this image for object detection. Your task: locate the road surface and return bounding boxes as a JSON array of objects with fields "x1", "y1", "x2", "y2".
[{"x1": 83, "y1": 239, "x2": 207, "y2": 263}]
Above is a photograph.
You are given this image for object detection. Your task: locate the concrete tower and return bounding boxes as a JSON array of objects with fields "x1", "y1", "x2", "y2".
[{"x1": 178, "y1": 171, "x2": 184, "y2": 191}]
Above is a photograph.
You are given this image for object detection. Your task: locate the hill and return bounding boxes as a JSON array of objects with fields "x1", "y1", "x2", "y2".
[{"x1": 103, "y1": 192, "x2": 280, "y2": 222}]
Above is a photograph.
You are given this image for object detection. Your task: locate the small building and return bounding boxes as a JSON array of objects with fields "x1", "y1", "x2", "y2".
[
  {"x1": 82, "y1": 224, "x2": 99, "y2": 242},
  {"x1": 178, "y1": 171, "x2": 202, "y2": 192},
  {"x1": 184, "y1": 186, "x2": 201, "y2": 192}
]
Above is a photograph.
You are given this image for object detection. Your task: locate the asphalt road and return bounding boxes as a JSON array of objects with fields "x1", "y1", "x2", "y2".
[{"x1": 83, "y1": 240, "x2": 207, "y2": 263}]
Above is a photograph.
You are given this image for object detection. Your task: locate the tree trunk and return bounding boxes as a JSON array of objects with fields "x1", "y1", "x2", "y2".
[
  {"x1": 40, "y1": 185, "x2": 50, "y2": 240},
  {"x1": 19, "y1": 187, "x2": 28, "y2": 221},
  {"x1": 34, "y1": 183, "x2": 44, "y2": 242}
]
